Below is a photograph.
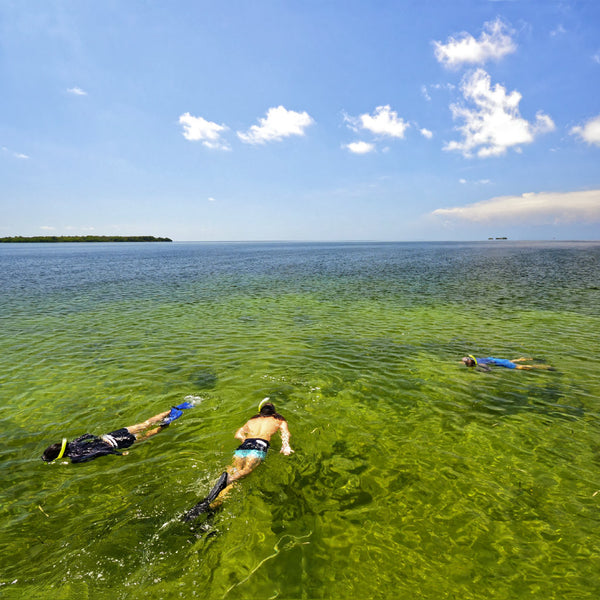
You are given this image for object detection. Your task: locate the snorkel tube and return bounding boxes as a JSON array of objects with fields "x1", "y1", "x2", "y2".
[
  {"x1": 56, "y1": 438, "x2": 68, "y2": 460},
  {"x1": 258, "y1": 397, "x2": 270, "y2": 412}
]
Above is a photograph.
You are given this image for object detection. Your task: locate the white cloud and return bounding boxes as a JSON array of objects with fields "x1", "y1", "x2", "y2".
[
  {"x1": 444, "y1": 69, "x2": 555, "y2": 158},
  {"x1": 208, "y1": 197, "x2": 216, "y2": 202},
  {"x1": 3, "y1": 146, "x2": 29, "y2": 159},
  {"x1": 345, "y1": 105, "x2": 409, "y2": 139},
  {"x1": 237, "y1": 106, "x2": 313, "y2": 145},
  {"x1": 344, "y1": 141, "x2": 376, "y2": 154},
  {"x1": 434, "y1": 18, "x2": 516, "y2": 68},
  {"x1": 570, "y1": 115, "x2": 600, "y2": 146},
  {"x1": 593, "y1": 52, "x2": 600, "y2": 65},
  {"x1": 67, "y1": 87, "x2": 87, "y2": 96},
  {"x1": 179, "y1": 112, "x2": 230, "y2": 150},
  {"x1": 432, "y1": 189, "x2": 600, "y2": 224},
  {"x1": 459, "y1": 178, "x2": 492, "y2": 185},
  {"x1": 420, "y1": 128, "x2": 433, "y2": 139}
]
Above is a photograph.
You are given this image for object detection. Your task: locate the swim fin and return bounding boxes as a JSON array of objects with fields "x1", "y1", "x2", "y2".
[
  {"x1": 162, "y1": 401, "x2": 196, "y2": 425},
  {"x1": 182, "y1": 472, "x2": 229, "y2": 522},
  {"x1": 175, "y1": 401, "x2": 195, "y2": 410}
]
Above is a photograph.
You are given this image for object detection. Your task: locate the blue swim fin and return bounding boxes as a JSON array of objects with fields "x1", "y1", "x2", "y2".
[
  {"x1": 174, "y1": 401, "x2": 195, "y2": 410},
  {"x1": 162, "y1": 400, "x2": 196, "y2": 425}
]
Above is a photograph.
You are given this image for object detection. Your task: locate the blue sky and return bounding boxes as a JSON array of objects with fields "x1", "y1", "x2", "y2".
[{"x1": 1, "y1": 0, "x2": 599, "y2": 241}]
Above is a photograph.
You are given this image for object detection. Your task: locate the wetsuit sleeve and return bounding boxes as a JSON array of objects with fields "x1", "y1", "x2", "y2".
[
  {"x1": 68, "y1": 435, "x2": 122, "y2": 463},
  {"x1": 72, "y1": 433, "x2": 96, "y2": 443}
]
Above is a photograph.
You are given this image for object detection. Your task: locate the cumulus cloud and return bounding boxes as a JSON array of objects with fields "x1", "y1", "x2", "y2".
[
  {"x1": 179, "y1": 112, "x2": 230, "y2": 150},
  {"x1": 444, "y1": 69, "x2": 555, "y2": 158},
  {"x1": 431, "y1": 189, "x2": 600, "y2": 224},
  {"x1": 434, "y1": 18, "x2": 516, "y2": 68},
  {"x1": 237, "y1": 106, "x2": 313, "y2": 144},
  {"x1": 345, "y1": 105, "x2": 409, "y2": 138},
  {"x1": 570, "y1": 115, "x2": 600, "y2": 146},
  {"x1": 344, "y1": 141, "x2": 376, "y2": 154},
  {"x1": 67, "y1": 87, "x2": 87, "y2": 96},
  {"x1": 420, "y1": 128, "x2": 433, "y2": 139}
]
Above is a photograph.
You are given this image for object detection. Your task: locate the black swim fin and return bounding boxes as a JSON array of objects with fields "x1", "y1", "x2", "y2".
[{"x1": 182, "y1": 472, "x2": 229, "y2": 522}]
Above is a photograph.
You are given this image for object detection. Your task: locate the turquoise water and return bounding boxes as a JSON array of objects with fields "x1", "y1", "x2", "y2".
[{"x1": 1, "y1": 241, "x2": 599, "y2": 599}]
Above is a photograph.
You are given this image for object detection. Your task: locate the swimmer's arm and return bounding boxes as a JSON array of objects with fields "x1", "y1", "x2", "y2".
[
  {"x1": 279, "y1": 421, "x2": 293, "y2": 455},
  {"x1": 234, "y1": 424, "x2": 248, "y2": 441}
]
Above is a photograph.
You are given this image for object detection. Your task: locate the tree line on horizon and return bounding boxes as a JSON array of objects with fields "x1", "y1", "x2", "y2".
[{"x1": 0, "y1": 235, "x2": 173, "y2": 243}]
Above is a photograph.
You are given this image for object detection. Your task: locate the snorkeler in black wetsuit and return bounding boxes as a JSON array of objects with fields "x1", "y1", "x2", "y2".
[{"x1": 41, "y1": 401, "x2": 196, "y2": 464}]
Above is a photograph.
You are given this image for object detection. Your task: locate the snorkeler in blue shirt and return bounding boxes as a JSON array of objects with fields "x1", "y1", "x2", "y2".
[{"x1": 462, "y1": 355, "x2": 553, "y2": 371}]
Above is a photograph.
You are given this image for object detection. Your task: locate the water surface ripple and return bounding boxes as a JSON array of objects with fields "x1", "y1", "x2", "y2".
[{"x1": 0, "y1": 241, "x2": 599, "y2": 599}]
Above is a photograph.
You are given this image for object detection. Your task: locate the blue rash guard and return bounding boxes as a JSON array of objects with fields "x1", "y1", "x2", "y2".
[{"x1": 477, "y1": 357, "x2": 516, "y2": 369}]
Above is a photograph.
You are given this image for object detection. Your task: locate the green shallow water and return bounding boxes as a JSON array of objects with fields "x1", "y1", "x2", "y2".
[{"x1": 0, "y1": 241, "x2": 599, "y2": 599}]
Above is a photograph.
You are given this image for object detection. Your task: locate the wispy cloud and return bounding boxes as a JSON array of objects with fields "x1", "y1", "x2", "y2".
[
  {"x1": 444, "y1": 69, "x2": 555, "y2": 158},
  {"x1": 420, "y1": 128, "x2": 433, "y2": 139},
  {"x1": 179, "y1": 112, "x2": 230, "y2": 150},
  {"x1": 67, "y1": 86, "x2": 87, "y2": 96},
  {"x1": 344, "y1": 141, "x2": 376, "y2": 154},
  {"x1": 2, "y1": 146, "x2": 29, "y2": 159},
  {"x1": 433, "y1": 18, "x2": 516, "y2": 68},
  {"x1": 345, "y1": 105, "x2": 409, "y2": 139},
  {"x1": 459, "y1": 178, "x2": 491, "y2": 185},
  {"x1": 432, "y1": 189, "x2": 600, "y2": 224},
  {"x1": 421, "y1": 83, "x2": 455, "y2": 101},
  {"x1": 237, "y1": 106, "x2": 313, "y2": 145},
  {"x1": 570, "y1": 115, "x2": 600, "y2": 146}
]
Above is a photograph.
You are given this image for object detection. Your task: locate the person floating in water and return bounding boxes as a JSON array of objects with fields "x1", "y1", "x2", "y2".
[
  {"x1": 462, "y1": 355, "x2": 553, "y2": 371},
  {"x1": 183, "y1": 399, "x2": 293, "y2": 521},
  {"x1": 42, "y1": 400, "x2": 196, "y2": 463}
]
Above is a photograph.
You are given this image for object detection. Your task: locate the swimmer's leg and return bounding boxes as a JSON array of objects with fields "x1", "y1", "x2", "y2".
[
  {"x1": 210, "y1": 456, "x2": 263, "y2": 508},
  {"x1": 125, "y1": 411, "x2": 172, "y2": 442},
  {"x1": 227, "y1": 456, "x2": 262, "y2": 483}
]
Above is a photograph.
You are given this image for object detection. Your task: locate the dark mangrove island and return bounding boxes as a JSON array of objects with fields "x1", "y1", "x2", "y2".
[{"x1": 0, "y1": 236, "x2": 172, "y2": 243}]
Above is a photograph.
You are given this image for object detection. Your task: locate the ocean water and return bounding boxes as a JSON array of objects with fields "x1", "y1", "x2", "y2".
[{"x1": 0, "y1": 241, "x2": 599, "y2": 599}]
